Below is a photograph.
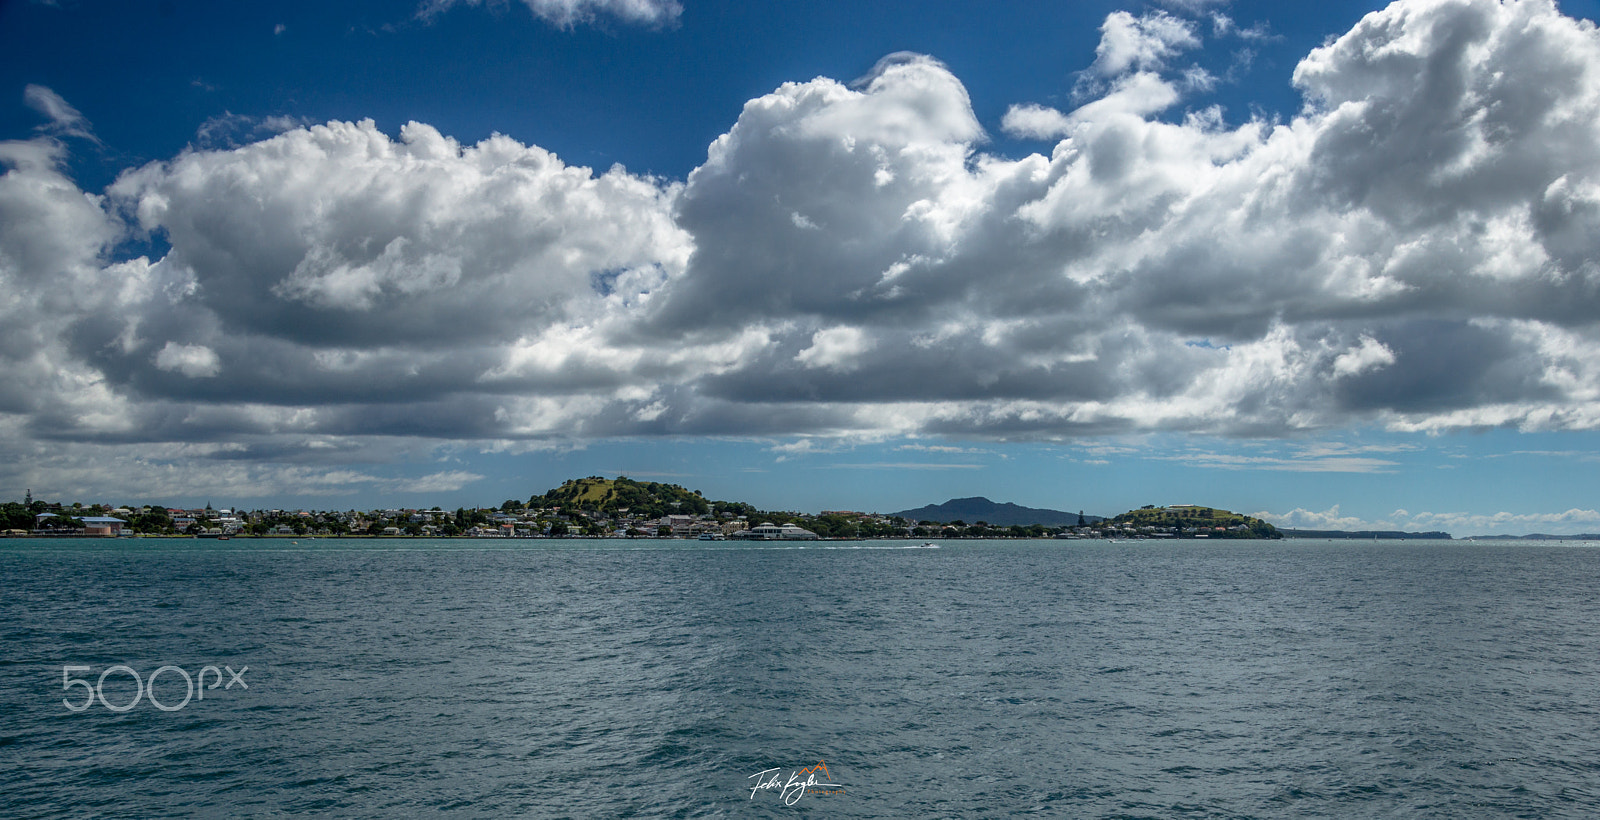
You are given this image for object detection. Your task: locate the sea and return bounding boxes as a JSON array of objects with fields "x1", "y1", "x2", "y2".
[{"x1": 2, "y1": 537, "x2": 1599, "y2": 818}]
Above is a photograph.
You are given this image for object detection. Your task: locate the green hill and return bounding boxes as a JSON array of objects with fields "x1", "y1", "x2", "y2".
[
  {"x1": 1110, "y1": 505, "x2": 1281, "y2": 539},
  {"x1": 529, "y1": 476, "x2": 724, "y2": 519}
]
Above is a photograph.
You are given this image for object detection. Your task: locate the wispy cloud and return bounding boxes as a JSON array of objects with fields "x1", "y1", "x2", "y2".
[
  {"x1": 23, "y1": 84, "x2": 98, "y2": 143},
  {"x1": 1176, "y1": 454, "x2": 1400, "y2": 473},
  {"x1": 1153, "y1": 441, "x2": 1410, "y2": 473},
  {"x1": 417, "y1": 0, "x2": 681, "y2": 28},
  {"x1": 822, "y1": 462, "x2": 985, "y2": 471},
  {"x1": 1505, "y1": 450, "x2": 1600, "y2": 462},
  {"x1": 895, "y1": 444, "x2": 994, "y2": 455},
  {"x1": 194, "y1": 111, "x2": 312, "y2": 148},
  {"x1": 394, "y1": 470, "x2": 485, "y2": 493}
]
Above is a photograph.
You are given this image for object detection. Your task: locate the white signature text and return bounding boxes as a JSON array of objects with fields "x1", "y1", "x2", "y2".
[{"x1": 748, "y1": 760, "x2": 843, "y2": 805}]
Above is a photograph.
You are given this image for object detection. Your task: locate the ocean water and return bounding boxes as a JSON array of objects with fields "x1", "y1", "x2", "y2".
[{"x1": 3, "y1": 537, "x2": 1599, "y2": 818}]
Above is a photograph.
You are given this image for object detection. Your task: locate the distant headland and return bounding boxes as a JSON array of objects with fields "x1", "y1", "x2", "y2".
[
  {"x1": 3, "y1": 477, "x2": 1308, "y2": 540},
  {"x1": 1279, "y1": 529, "x2": 1453, "y2": 540}
]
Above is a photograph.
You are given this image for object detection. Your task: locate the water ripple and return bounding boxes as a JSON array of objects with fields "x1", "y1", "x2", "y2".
[{"x1": 2, "y1": 539, "x2": 1599, "y2": 817}]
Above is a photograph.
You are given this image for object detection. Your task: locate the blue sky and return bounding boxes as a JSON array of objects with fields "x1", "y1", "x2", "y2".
[{"x1": 6, "y1": 0, "x2": 1600, "y2": 535}]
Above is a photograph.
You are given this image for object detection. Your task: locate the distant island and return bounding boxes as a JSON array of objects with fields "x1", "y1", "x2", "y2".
[
  {"x1": 890, "y1": 497, "x2": 1102, "y2": 528},
  {"x1": 1106, "y1": 505, "x2": 1281, "y2": 539},
  {"x1": 1281, "y1": 529, "x2": 1452, "y2": 540},
  {"x1": 1460, "y1": 533, "x2": 1599, "y2": 541}
]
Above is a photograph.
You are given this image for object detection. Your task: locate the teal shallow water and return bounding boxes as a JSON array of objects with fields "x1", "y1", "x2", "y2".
[{"x1": 3, "y1": 538, "x2": 1599, "y2": 817}]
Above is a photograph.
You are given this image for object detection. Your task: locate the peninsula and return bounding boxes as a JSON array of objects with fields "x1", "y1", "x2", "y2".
[{"x1": 6, "y1": 476, "x2": 1286, "y2": 539}]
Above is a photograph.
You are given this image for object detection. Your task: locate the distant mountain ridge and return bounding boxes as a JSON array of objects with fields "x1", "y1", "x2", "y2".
[
  {"x1": 891, "y1": 497, "x2": 1100, "y2": 527},
  {"x1": 1460, "y1": 533, "x2": 1599, "y2": 540}
]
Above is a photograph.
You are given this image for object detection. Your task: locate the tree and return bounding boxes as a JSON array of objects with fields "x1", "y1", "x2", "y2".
[
  {"x1": 0, "y1": 502, "x2": 33, "y2": 531},
  {"x1": 130, "y1": 506, "x2": 174, "y2": 534}
]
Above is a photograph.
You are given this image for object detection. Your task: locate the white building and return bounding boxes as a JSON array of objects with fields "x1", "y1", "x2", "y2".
[{"x1": 732, "y1": 522, "x2": 820, "y2": 541}]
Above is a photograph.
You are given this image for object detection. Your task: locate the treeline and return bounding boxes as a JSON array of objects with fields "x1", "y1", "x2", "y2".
[
  {"x1": 0, "y1": 500, "x2": 178, "y2": 533},
  {"x1": 1, "y1": 501, "x2": 51, "y2": 530}
]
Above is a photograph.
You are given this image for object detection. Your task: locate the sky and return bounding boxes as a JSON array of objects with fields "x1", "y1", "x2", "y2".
[{"x1": 5, "y1": 0, "x2": 1600, "y2": 535}]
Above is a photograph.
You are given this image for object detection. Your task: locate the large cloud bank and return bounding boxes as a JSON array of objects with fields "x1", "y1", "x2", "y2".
[{"x1": 7, "y1": 0, "x2": 1600, "y2": 490}]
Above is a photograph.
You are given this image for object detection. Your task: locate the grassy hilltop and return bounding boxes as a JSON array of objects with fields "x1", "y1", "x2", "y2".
[
  {"x1": 534, "y1": 476, "x2": 713, "y2": 518},
  {"x1": 528, "y1": 476, "x2": 775, "y2": 521}
]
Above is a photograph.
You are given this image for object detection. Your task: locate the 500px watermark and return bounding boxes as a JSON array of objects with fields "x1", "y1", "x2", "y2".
[{"x1": 62, "y1": 664, "x2": 248, "y2": 713}]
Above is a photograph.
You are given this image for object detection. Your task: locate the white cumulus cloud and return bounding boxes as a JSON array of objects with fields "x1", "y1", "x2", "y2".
[
  {"x1": 153, "y1": 342, "x2": 221, "y2": 378},
  {"x1": 1332, "y1": 336, "x2": 1397, "y2": 378},
  {"x1": 1090, "y1": 11, "x2": 1200, "y2": 77},
  {"x1": 796, "y1": 327, "x2": 874, "y2": 372}
]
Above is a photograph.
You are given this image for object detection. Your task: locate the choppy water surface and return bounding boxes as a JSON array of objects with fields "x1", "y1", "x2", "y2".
[{"x1": 3, "y1": 538, "x2": 1599, "y2": 817}]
